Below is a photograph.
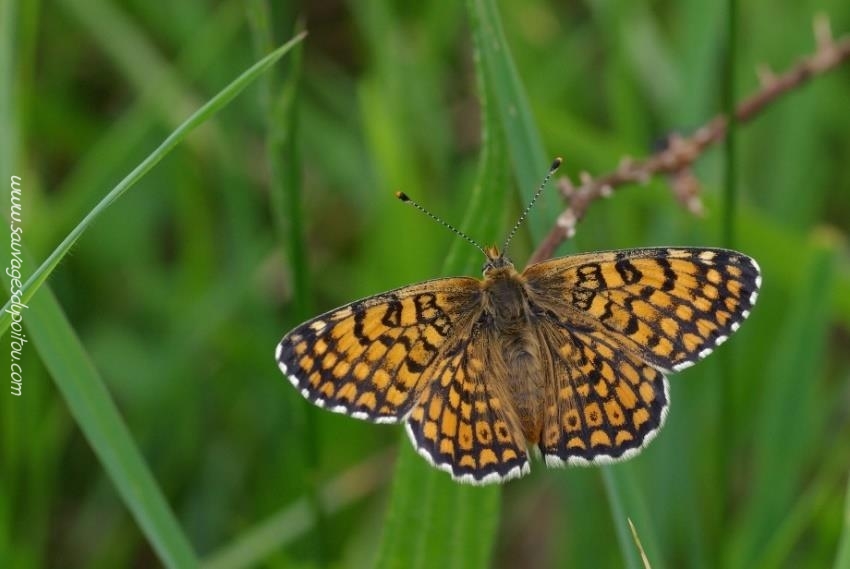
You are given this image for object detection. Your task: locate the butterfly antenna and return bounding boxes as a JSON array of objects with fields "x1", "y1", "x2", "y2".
[
  {"x1": 395, "y1": 191, "x2": 487, "y2": 256},
  {"x1": 502, "y1": 157, "x2": 563, "y2": 254}
]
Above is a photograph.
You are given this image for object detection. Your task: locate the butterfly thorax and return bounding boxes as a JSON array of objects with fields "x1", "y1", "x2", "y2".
[{"x1": 481, "y1": 263, "x2": 545, "y2": 442}]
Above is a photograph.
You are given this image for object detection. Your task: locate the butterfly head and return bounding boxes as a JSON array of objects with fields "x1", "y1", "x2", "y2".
[{"x1": 482, "y1": 246, "x2": 515, "y2": 276}]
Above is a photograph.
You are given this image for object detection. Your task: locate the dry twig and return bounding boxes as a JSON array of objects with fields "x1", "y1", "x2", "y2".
[{"x1": 529, "y1": 17, "x2": 850, "y2": 264}]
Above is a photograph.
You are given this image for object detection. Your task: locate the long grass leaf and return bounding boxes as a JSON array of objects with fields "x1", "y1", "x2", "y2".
[
  {"x1": 0, "y1": 0, "x2": 19, "y2": 178},
  {"x1": 603, "y1": 470, "x2": 640, "y2": 569},
  {"x1": 754, "y1": 416, "x2": 850, "y2": 567},
  {"x1": 0, "y1": 33, "x2": 306, "y2": 335},
  {"x1": 374, "y1": 4, "x2": 508, "y2": 566},
  {"x1": 467, "y1": 0, "x2": 556, "y2": 245},
  {"x1": 835, "y1": 470, "x2": 850, "y2": 569},
  {"x1": 717, "y1": 0, "x2": 739, "y2": 559},
  {"x1": 628, "y1": 517, "x2": 653, "y2": 569},
  {"x1": 247, "y1": 9, "x2": 326, "y2": 564},
  {"x1": 728, "y1": 245, "x2": 837, "y2": 567},
  {"x1": 468, "y1": 2, "x2": 658, "y2": 567}
]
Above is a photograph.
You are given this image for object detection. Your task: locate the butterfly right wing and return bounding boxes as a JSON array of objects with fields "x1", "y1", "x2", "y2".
[
  {"x1": 523, "y1": 247, "x2": 759, "y2": 465},
  {"x1": 275, "y1": 277, "x2": 482, "y2": 423}
]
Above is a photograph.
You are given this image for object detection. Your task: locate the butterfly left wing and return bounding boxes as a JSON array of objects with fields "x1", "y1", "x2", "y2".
[
  {"x1": 405, "y1": 326, "x2": 531, "y2": 484},
  {"x1": 275, "y1": 277, "x2": 482, "y2": 423}
]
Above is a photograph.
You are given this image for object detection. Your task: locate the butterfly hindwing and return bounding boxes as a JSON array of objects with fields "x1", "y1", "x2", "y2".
[
  {"x1": 523, "y1": 247, "x2": 761, "y2": 372},
  {"x1": 276, "y1": 278, "x2": 481, "y2": 423},
  {"x1": 535, "y1": 317, "x2": 669, "y2": 465},
  {"x1": 405, "y1": 329, "x2": 531, "y2": 484}
]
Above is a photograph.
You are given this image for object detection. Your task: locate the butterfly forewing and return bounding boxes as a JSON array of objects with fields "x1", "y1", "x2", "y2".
[
  {"x1": 276, "y1": 278, "x2": 482, "y2": 423},
  {"x1": 523, "y1": 248, "x2": 761, "y2": 372}
]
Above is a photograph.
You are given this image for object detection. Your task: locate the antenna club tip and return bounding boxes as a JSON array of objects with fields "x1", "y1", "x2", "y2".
[
  {"x1": 550, "y1": 157, "x2": 563, "y2": 171},
  {"x1": 395, "y1": 191, "x2": 410, "y2": 202}
]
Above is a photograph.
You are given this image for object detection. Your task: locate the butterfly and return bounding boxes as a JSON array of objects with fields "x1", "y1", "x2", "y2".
[{"x1": 275, "y1": 160, "x2": 761, "y2": 485}]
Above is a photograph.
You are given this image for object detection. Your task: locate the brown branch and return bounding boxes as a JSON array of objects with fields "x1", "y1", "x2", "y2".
[{"x1": 529, "y1": 17, "x2": 850, "y2": 265}]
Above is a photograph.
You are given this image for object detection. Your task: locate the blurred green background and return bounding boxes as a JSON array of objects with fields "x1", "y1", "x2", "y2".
[{"x1": 2, "y1": 0, "x2": 850, "y2": 567}]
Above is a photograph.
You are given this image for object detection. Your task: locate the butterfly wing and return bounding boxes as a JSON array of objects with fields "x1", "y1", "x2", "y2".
[
  {"x1": 534, "y1": 316, "x2": 669, "y2": 464},
  {"x1": 523, "y1": 248, "x2": 761, "y2": 372},
  {"x1": 523, "y1": 247, "x2": 760, "y2": 464},
  {"x1": 405, "y1": 325, "x2": 531, "y2": 484},
  {"x1": 276, "y1": 277, "x2": 482, "y2": 423}
]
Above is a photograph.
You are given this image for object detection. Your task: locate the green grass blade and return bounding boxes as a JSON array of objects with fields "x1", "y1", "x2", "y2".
[
  {"x1": 717, "y1": 1, "x2": 739, "y2": 557},
  {"x1": 261, "y1": 22, "x2": 312, "y2": 323},
  {"x1": 728, "y1": 245, "x2": 837, "y2": 567},
  {"x1": 374, "y1": 6, "x2": 507, "y2": 566},
  {"x1": 375, "y1": 444, "x2": 501, "y2": 569},
  {"x1": 603, "y1": 469, "x2": 641, "y2": 569},
  {"x1": 722, "y1": 0, "x2": 739, "y2": 248},
  {"x1": 468, "y1": 3, "x2": 658, "y2": 567},
  {"x1": 0, "y1": 0, "x2": 19, "y2": 178},
  {"x1": 0, "y1": 32, "x2": 306, "y2": 335},
  {"x1": 754, "y1": 417, "x2": 850, "y2": 567},
  {"x1": 248, "y1": 9, "x2": 326, "y2": 563},
  {"x1": 0, "y1": 249, "x2": 197, "y2": 568},
  {"x1": 466, "y1": 0, "x2": 557, "y2": 245},
  {"x1": 835, "y1": 471, "x2": 850, "y2": 569},
  {"x1": 628, "y1": 517, "x2": 654, "y2": 569}
]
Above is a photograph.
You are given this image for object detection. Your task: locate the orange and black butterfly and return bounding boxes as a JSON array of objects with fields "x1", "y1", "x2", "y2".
[{"x1": 275, "y1": 159, "x2": 761, "y2": 484}]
